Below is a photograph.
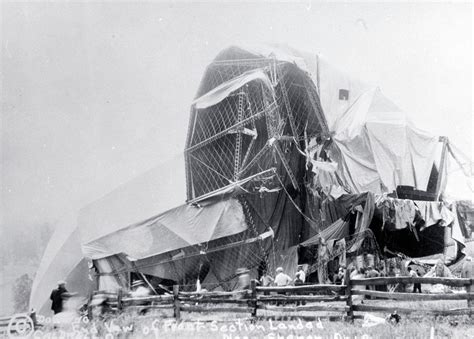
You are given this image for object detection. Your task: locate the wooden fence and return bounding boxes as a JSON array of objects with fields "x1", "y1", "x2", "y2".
[
  {"x1": 0, "y1": 312, "x2": 37, "y2": 336},
  {"x1": 90, "y1": 274, "x2": 474, "y2": 322}
]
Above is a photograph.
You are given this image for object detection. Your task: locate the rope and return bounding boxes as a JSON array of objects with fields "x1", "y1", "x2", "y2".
[
  {"x1": 238, "y1": 195, "x2": 273, "y2": 275},
  {"x1": 274, "y1": 172, "x2": 319, "y2": 230}
]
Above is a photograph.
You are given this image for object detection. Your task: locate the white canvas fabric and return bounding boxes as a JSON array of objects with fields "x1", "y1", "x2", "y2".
[
  {"x1": 82, "y1": 197, "x2": 247, "y2": 260},
  {"x1": 193, "y1": 69, "x2": 273, "y2": 109}
]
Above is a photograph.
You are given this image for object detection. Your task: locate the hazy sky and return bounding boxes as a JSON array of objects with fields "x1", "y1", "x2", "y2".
[{"x1": 1, "y1": 2, "x2": 472, "y2": 235}]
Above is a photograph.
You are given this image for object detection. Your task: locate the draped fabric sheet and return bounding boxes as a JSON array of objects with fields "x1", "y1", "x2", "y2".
[
  {"x1": 83, "y1": 198, "x2": 247, "y2": 260},
  {"x1": 300, "y1": 218, "x2": 350, "y2": 247},
  {"x1": 192, "y1": 69, "x2": 274, "y2": 109},
  {"x1": 332, "y1": 88, "x2": 439, "y2": 194}
]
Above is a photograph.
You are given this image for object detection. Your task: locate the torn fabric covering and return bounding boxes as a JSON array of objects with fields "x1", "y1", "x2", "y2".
[
  {"x1": 94, "y1": 254, "x2": 131, "y2": 291},
  {"x1": 447, "y1": 202, "x2": 464, "y2": 245},
  {"x1": 300, "y1": 218, "x2": 350, "y2": 247},
  {"x1": 83, "y1": 197, "x2": 247, "y2": 260},
  {"x1": 192, "y1": 69, "x2": 274, "y2": 109},
  {"x1": 378, "y1": 197, "x2": 417, "y2": 231},
  {"x1": 310, "y1": 160, "x2": 348, "y2": 199},
  {"x1": 134, "y1": 233, "x2": 274, "y2": 290},
  {"x1": 414, "y1": 200, "x2": 456, "y2": 229},
  {"x1": 207, "y1": 45, "x2": 440, "y2": 194},
  {"x1": 332, "y1": 88, "x2": 439, "y2": 193},
  {"x1": 376, "y1": 197, "x2": 458, "y2": 232},
  {"x1": 455, "y1": 200, "x2": 474, "y2": 238}
]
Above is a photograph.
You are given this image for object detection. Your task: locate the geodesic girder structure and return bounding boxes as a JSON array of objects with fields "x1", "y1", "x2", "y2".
[{"x1": 185, "y1": 46, "x2": 329, "y2": 202}]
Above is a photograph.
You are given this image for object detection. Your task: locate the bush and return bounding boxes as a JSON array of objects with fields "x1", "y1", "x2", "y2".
[{"x1": 12, "y1": 274, "x2": 33, "y2": 313}]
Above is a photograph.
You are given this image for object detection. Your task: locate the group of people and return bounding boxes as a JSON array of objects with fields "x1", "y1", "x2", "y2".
[
  {"x1": 235, "y1": 265, "x2": 307, "y2": 290},
  {"x1": 261, "y1": 265, "x2": 306, "y2": 287},
  {"x1": 52, "y1": 256, "x2": 473, "y2": 316}
]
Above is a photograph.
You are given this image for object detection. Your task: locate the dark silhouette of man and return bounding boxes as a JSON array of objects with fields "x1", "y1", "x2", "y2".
[{"x1": 50, "y1": 280, "x2": 69, "y2": 314}]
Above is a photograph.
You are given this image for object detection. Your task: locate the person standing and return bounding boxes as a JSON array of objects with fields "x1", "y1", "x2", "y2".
[
  {"x1": 294, "y1": 272, "x2": 305, "y2": 306},
  {"x1": 274, "y1": 267, "x2": 292, "y2": 287},
  {"x1": 408, "y1": 267, "x2": 421, "y2": 293},
  {"x1": 259, "y1": 270, "x2": 274, "y2": 296},
  {"x1": 296, "y1": 265, "x2": 306, "y2": 283},
  {"x1": 274, "y1": 267, "x2": 292, "y2": 306},
  {"x1": 365, "y1": 266, "x2": 380, "y2": 294},
  {"x1": 259, "y1": 271, "x2": 274, "y2": 287},
  {"x1": 334, "y1": 267, "x2": 345, "y2": 285},
  {"x1": 236, "y1": 268, "x2": 251, "y2": 290},
  {"x1": 50, "y1": 281, "x2": 71, "y2": 314}
]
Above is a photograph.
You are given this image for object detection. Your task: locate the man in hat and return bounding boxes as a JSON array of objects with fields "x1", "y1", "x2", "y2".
[{"x1": 50, "y1": 280, "x2": 73, "y2": 314}]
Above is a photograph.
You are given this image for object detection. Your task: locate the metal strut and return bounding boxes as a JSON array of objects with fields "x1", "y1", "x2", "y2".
[{"x1": 234, "y1": 89, "x2": 245, "y2": 180}]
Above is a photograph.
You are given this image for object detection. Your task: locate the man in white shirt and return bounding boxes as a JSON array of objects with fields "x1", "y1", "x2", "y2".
[
  {"x1": 274, "y1": 267, "x2": 292, "y2": 286},
  {"x1": 296, "y1": 265, "x2": 306, "y2": 283}
]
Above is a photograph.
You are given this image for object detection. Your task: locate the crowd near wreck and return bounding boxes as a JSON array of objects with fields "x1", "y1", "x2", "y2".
[{"x1": 30, "y1": 45, "x2": 473, "y2": 315}]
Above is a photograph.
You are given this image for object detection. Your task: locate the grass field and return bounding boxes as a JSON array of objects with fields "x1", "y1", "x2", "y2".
[{"x1": 29, "y1": 299, "x2": 474, "y2": 339}]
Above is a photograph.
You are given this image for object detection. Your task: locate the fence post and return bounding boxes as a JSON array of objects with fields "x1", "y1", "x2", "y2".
[
  {"x1": 344, "y1": 269, "x2": 353, "y2": 322},
  {"x1": 250, "y1": 280, "x2": 257, "y2": 318},
  {"x1": 117, "y1": 288, "x2": 123, "y2": 311},
  {"x1": 467, "y1": 279, "x2": 474, "y2": 309},
  {"x1": 87, "y1": 293, "x2": 93, "y2": 320},
  {"x1": 173, "y1": 285, "x2": 181, "y2": 321}
]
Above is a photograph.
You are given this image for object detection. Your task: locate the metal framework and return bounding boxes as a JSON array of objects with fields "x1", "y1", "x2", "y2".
[{"x1": 185, "y1": 55, "x2": 329, "y2": 201}]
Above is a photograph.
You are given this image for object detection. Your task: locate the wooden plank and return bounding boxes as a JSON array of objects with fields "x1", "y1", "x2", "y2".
[
  {"x1": 255, "y1": 314, "x2": 364, "y2": 322},
  {"x1": 257, "y1": 284, "x2": 346, "y2": 293},
  {"x1": 179, "y1": 290, "x2": 245, "y2": 297},
  {"x1": 127, "y1": 304, "x2": 174, "y2": 310},
  {"x1": 257, "y1": 295, "x2": 347, "y2": 302},
  {"x1": 251, "y1": 279, "x2": 257, "y2": 317},
  {"x1": 93, "y1": 291, "x2": 118, "y2": 296},
  {"x1": 117, "y1": 288, "x2": 123, "y2": 311},
  {"x1": 352, "y1": 289, "x2": 473, "y2": 301},
  {"x1": 350, "y1": 277, "x2": 471, "y2": 287},
  {"x1": 179, "y1": 298, "x2": 250, "y2": 304},
  {"x1": 467, "y1": 279, "x2": 474, "y2": 308},
  {"x1": 258, "y1": 304, "x2": 349, "y2": 313},
  {"x1": 353, "y1": 304, "x2": 473, "y2": 316},
  {"x1": 122, "y1": 295, "x2": 174, "y2": 303},
  {"x1": 178, "y1": 294, "x2": 238, "y2": 299},
  {"x1": 435, "y1": 136, "x2": 448, "y2": 200},
  {"x1": 345, "y1": 269, "x2": 353, "y2": 322},
  {"x1": 180, "y1": 306, "x2": 252, "y2": 313}
]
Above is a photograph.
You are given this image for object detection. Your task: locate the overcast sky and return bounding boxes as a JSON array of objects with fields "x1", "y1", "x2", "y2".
[{"x1": 1, "y1": 1, "x2": 472, "y2": 235}]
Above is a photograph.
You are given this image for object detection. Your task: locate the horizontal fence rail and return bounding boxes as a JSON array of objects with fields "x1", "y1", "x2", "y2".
[
  {"x1": 80, "y1": 276, "x2": 474, "y2": 322},
  {"x1": 350, "y1": 277, "x2": 472, "y2": 287}
]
